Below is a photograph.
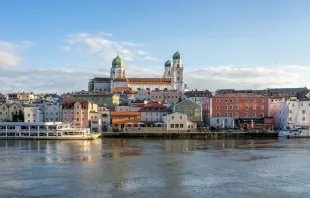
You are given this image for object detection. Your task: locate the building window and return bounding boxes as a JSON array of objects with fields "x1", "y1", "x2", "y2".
[
  {"x1": 225, "y1": 106, "x2": 228, "y2": 110},
  {"x1": 253, "y1": 99, "x2": 256, "y2": 102},
  {"x1": 303, "y1": 110, "x2": 306, "y2": 114},
  {"x1": 245, "y1": 106, "x2": 249, "y2": 110},
  {"x1": 303, "y1": 117, "x2": 306, "y2": 121},
  {"x1": 217, "y1": 119, "x2": 219, "y2": 123},
  {"x1": 301, "y1": 103, "x2": 304, "y2": 106},
  {"x1": 216, "y1": 112, "x2": 220, "y2": 117},
  {"x1": 245, "y1": 112, "x2": 248, "y2": 117},
  {"x1": 235, "y1": 112, "x2": 238, "y2": 117},
  {"x1": 225, "y1": 99, "x2": 228, "y2": 103},
  {"x1": 64, "y1": 112, "x2": 67, "y2": 114},
  {"x1": 170, "y1": 124, "x2": 174, "y2": 128},
  {"x1": 175, "y1": 124, "x2": 179, "y2": 128},
  {"x1": 77, "y1": 118, "x2": 80, "y2": 121},
  {"x1": 28, "y1": 114, "x2": 30, "y2": 117},
  {"x1": 46, "y1": 118, "x2": 48, "y2": 121},
  {"x1": 230, "y1": 106, "x2": 233, "y2": 110},
  {"x1": 128, "y1": 116, "x2": 130, "y2": 120},
  {"x1": 230, "y1": 99, "x2": 233, "y2": 102},
  {"x1": 216, "y1": 106, "x2": 220, "y2": 110},
  {"x1": 261, "y1": 106, "x2": 264, "y2": 110},
  {"x1": 225, "y1": 119, "x2": 227, "y2": 123},
  {"x1": 289, "y1": 117, "x2": 292, "y2": 121},
  {"x1": 261, "y1": 99, "x2": 265, "y2": 103},
  {"x1": 76, "y1": 106, "x2": 80, "y2": 109},
  {"x1": 289, "y1": 110, "x2": 292, "y2": 114},
  {"x1": 180, "y1": 124, "x2": 184, "y2": 128},
  {"x1": 245, "y1": 99, "x2": 249, "y2": 102},
  {"x1": 172, "y1": 116, "x2": 174, "y2": 119},
  {"x1": 253, "y1": 106, "x2": 256, "y2": 110},
  {"x1": 224, "y1": 112, "x2": 228, "y2": 117},
  {"x1": 229, "y1": 113, "x2": 233, "y2": 117},
  {"x1": 180, "y1": 116, "x2": 182, "y2": 119},
  {"x1": 235, "y1": 106, "x2": 239, "y2": 110},
  {"x1": 261, "y1": 113, "x2": 264, "y2": 117},
  {"x1": 252, "y1": 112, "x2": 256, "y2": 117},
  {"x1": 77, "y1": 112, "x2": 79, "y2": 115}
]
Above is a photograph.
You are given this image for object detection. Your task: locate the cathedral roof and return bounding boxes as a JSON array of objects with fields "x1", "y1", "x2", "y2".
[
  {"x1": 127, "y1": 78, "x2": 171, "y2": 84},
  {"x1": 112, "y1": 55, "x2": 124, "y2": 68},
  {"x1": 165, "y1": 60, "x2": 171, "y2": 67},
  {"x1": 173, "y1": 51, "x2": 181, "y2": 60}
]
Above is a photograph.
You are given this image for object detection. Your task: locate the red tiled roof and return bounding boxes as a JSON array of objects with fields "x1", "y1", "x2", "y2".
[
  {"x1": 111, "y1": 111, "x2": 140, "y2": 116},
  {"x1": 112, "y1": 87, "x2": 132, "y2": 93},
  {"x1": 127, "y1": 78, "x2": 171, "y2": 84},
  {"x1": 213, "y1": 93, "x2": 267, "y2": 98}
]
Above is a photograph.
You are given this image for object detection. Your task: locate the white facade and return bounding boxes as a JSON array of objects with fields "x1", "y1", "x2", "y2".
[
  {"x1": 270, "y1": 102, "x2": 289, "y2": 129},
  {"x1": 134, "y1": 90, "x2": 150, "y2": 101},
  {"x1": 98, "y1": 105, "x2": 111, "y2": 126},
  {"x1": 140, "y1": 112, "x2": 166, "y2": 123},
  {"x1": 24, "y1": 107, "x2": 43, "y2": 122},
  {"x1": 129, "y1": 84, "x2": 171, "y2": 91},
  {"x1": 165, "y1": 112, "x2": 196, "y2": 130},
  {"x1": 44, "y1": 104, "x2": 62, "y2": 122},
  {"x1": 210, "y1": 117, "x2": 235, "y2": 129},
  {"x1": 287, "y1": 101, "x2": 310, "y2": 126}
]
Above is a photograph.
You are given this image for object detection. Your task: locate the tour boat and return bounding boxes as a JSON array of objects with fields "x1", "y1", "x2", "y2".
[{"x1": 0, "y1": 122, "x2": 101, "y2": 140}]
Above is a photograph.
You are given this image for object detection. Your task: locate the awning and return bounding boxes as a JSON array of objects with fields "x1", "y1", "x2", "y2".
[
  {"x1": 137, "y1": 122, "x2": 145, "y2": 124},
  {"x1": 126, "y1": 122, "x2": 134, "y2": 124},
  {"x1": 155, "y1": 122, "x2": 164, "y2": 125}
]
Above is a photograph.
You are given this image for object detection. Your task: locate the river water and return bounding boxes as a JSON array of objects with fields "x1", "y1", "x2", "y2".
[{"x1": 1, "y1": 138, "x2": 310, "y2": 198}]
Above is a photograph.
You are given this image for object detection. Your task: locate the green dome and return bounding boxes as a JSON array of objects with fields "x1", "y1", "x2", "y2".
[
  {"x1": 112, "y1": 55, "x2": 124, "y2": 68},
  {"x1": 165, "y1": 60, "x2": 171, "y2": 67},
  {"x1": 173, "y1": 51, "x2": 181, "y2": 60}
]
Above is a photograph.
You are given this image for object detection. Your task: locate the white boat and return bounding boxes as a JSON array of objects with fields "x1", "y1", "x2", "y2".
[
  {"x1": 278, "y1": 124, "x2": 310, "y2": 138},
  {"x1": 0, "y1": 122, "x2": 101, "y2": 140}
]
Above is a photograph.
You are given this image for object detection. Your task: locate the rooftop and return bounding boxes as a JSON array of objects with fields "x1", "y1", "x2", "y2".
[
  {"x1": 213, "y1": 93, "x2": 267, "y2": 98},
  {"x1": 111, "y1": 111, "x2": 140, "y2": 116}
]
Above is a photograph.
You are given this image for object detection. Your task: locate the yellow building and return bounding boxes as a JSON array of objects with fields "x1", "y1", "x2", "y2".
[{"x1": 0, "y1": 103, "x2": 24, "y2": 121}]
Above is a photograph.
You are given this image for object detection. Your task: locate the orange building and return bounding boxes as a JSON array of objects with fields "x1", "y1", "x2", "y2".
[
  {"x1": 111, "y1": 111, "x2": 141, "y2": 128},
  {"x1": 211, "y1": 93, "x2": 270, "y2": 118}
]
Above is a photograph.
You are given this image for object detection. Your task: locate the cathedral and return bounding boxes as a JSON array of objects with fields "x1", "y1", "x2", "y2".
[{"x1": 88, "y1": 51, "x2": 185, "y2": 92}]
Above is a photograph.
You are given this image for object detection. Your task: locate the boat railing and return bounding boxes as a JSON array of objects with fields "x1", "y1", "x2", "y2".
[{"x1": 0, "y1": 129, "x2": 57, "y2": 133}]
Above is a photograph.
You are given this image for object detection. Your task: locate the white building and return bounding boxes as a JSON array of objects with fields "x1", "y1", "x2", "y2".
[
  {"x1": 164, "y1": 112, "x2": 197, "y2": 131},
  {"x1": 139, "y1": 103, "x2": 169, "y2": 124},
  {"x1": 24, "y1": 107, "x2": 43, "y2": 122},
  {"x1": 210, "y1": 117, "x2": 235, "y2": 129},
  {"x1": 270, "y1": 100, "x2": 310, "y2": 129},
  {"x1": 114, "y1": 105, "x2": 142, "y2": 112},
  {"x1": 44, "y1": 104, "x2": 62, "y2": 122},
  {"x1": 98, "y1": 105, "x2": 111, "y2": 127},
  {"x1": 134, "y1": 89, "x2": 150, "y2": 101}
]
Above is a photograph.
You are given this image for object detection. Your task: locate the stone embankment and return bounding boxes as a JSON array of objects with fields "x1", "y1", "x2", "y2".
[{"x1": 101, "y1": 131, "x2": 278, "y2": 139}]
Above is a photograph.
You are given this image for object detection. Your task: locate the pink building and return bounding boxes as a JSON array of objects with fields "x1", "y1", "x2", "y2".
[
  {"x1": 150, "y1": 91, "x2": 184, "y2": 104},
  {"x1": 62, "y1": 99, "x2": 98, "y2": 127}
]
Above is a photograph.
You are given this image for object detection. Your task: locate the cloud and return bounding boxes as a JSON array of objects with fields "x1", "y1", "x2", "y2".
[
  {"x1": 61, "y1": 32, "x2": 158, "y2": 63},
  {"x1": 185, "y1": 65, "x2": 310, "y2": 91},
  {"x1": 99, "y1": 32, "x2": 113, "y2": 37},
  {"x1": 0, "y1": 40, "x2": 34, "y2": 67},
  {"x1": 60, "y1": 45, "x2": 71, "y2": 52},
  {"x1": 0, "y1": 52, "x2": 23, "y2": 66},
  {"x1": 1, "y1": 64, "x2": 310, "y2": 93}
]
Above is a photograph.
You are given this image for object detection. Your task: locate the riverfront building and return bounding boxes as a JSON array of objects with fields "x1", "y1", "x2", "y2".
[{"x1": 210, "y1": 93, "x2": 271, "y2": 129}]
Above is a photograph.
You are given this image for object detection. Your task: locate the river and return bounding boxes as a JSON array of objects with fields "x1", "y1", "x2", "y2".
[{"x1": 1, "y1": 138, "x2": 310, "y2": 197}]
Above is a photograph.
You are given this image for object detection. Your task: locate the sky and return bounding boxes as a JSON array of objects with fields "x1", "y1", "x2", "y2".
[{"x1": 1, "y1": 0, "x2": 310, "y2": 93}]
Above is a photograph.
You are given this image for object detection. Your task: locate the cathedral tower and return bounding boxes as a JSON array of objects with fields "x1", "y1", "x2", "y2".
[
  {"x1": 171, "y1": 51, "x2": 184, "y2": 91},
  {"x1": 163, "y1": 60, "x2": 172, "y2": 78},
  {"x1": 110, "y1": 55, "x2": 125, "y2": 79}
]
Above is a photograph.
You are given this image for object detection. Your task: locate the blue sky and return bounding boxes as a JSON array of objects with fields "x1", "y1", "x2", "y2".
[{"x1": 1, "y1": 0, "x2": 310, "y2": 92}]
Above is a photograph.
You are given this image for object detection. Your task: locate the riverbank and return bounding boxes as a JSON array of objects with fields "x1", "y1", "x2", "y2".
[{"x1": 101, "y1": 131, "x2": 278, "y2": 139}]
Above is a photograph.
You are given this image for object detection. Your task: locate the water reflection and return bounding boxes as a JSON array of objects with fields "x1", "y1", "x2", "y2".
[{"x1": 1, "y1": 138, "x2": 310, "y2": 197}]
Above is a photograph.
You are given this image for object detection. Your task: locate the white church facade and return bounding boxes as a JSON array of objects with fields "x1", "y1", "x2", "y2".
[{"x1": 88, "y1": 51, "x2": 185, "y2": 92}]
